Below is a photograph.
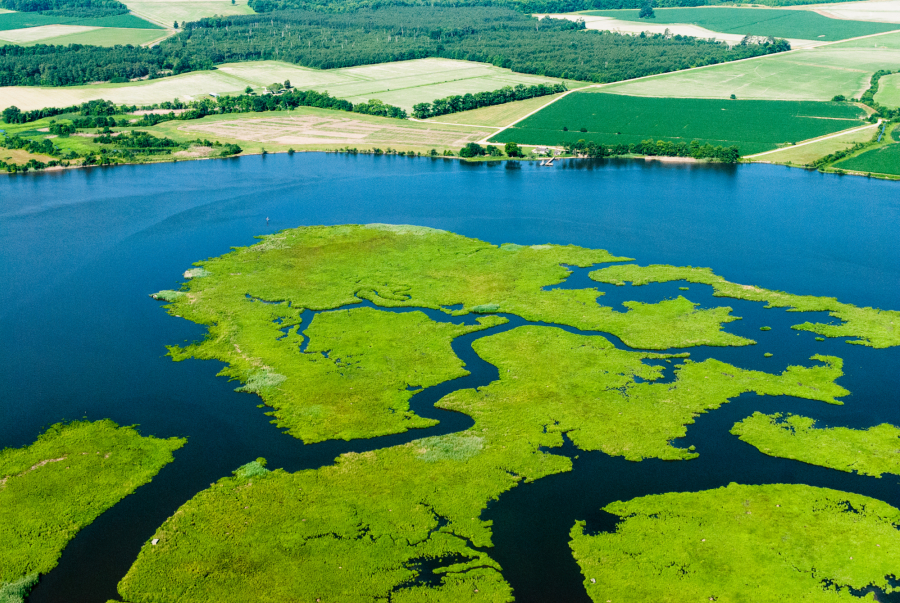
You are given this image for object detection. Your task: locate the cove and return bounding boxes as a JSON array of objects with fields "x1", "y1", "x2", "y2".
[{"x1": 2, "y1": 154, "x2": 899, "y2": 602}]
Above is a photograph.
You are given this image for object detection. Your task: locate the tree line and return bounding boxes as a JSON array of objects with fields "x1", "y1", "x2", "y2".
[
  {"x1": 412, "y1": 82, "x2": 565, "y2": 118},
  {"x1": 0, "y1": 0, "x2": 128, "y2": 18},
  {"x1": 563, "y1": 138, "x2": 741, "y2": 162},
  {"x1": 0, "y1": 7, "x2": 791, "y2": 87}
]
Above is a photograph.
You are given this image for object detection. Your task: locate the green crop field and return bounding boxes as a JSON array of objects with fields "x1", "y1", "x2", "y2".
[
  {"x1": 874, "y1": 73, "x2": 900, "y2": 107},
  {"x1": 580, "y1": 7, "x2": 900, "y2": 41},
  {"x1": 750, "y1": 124, "x2": 877, "y2": 165},
  {"x1": 0, "y1": 11, "x2": 161, "y2": 30},
  {"x1": 123, "y1": 0, "x2": 253, "y2": 28},
  {"x1": 827, "y1": 30, "x2": 900, "y2": 49},
  {"x1": 833, "y1": 142, "x2": 900, "y2": 175},
  {"x1": 491, "y1": 93, "x2": 868, "y2": 155},
  {"x1": 0, "y1": 58, "x2": 572, "y2": 113},
  {"x1": 602, "y1": 44, "x2": 900, "y2": 101}
]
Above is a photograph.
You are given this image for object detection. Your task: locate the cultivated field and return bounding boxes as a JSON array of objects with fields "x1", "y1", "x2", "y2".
[
  {"x1": 426, "y1": 93, "x2": 567, "y2": 127},
  {"x1": 579, "y1": 7, "x2": 899, "y2": 41},
  {"x1": 0, "y1": 11, "x2": 160, "y2": 30},
  {"x1": 874, "y1": 73, "x2": 900, "y2": 107},
  {"x1": 5, "y1": 26, "x2": 167, "y2": 46},
  {"x1": 799, "y1": 0, "x2": 900, "y2": 25},
  {"x1": 0, "y1": 58, "x2": 573, "y2": 112},
  {"x1": 833, "y1": 141, "x2": 900, "y2": 175},
  {"x1": 123, "y1": 0, "x2": 253, "y2": 28},
  {"x1": 150, "y1": 107, "x2": 492, "y2": 153},
  {"x1": 601, "y1": 41, "x2": 900, "y2": 100},
  {"x1": 748, "y1": 124, "x2": 877, "y2": 164},
  {"x1": 492, "y1": 92, "x2": 869, "y2": 155}
]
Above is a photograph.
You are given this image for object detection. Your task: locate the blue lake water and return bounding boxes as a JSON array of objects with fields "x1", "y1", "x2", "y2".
[{"x1": 1, "y1": 154, "x2": 899, "y2": 602}]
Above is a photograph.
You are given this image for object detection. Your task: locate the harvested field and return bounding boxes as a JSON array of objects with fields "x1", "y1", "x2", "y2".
[
  {"x1": 874, "y1": 72, "x2": 900, "y2": 107},
  {"x1": 426, "y1": 93, "x2": 566, "y2": 127},
  {"x1": 1, "y1": 148, "x2": 57, "y2": 164},
  {"x1": 0, "y1": 58, "x2": 572, "y2": 113},
  {"x1": 602, "y1": 44, "x2": 900, "y2": 100},
  {"x1": 539, "y1": 14, "x2": 819, "y2": 48},
  {"x1": 0, "y1": 24, "x2": 98, "y2": 43},
  {"x1": 492, "y1": 92, "x2": 868, "y2": 155},
  {"x1": 748, "y1": 124, "x2": 877, "y2": 164},
  {"x1": 833, "y1": 141, "x2": 900, "y2": 174},
  {"x1": 123, "y1": 0, "x2": 253, "y2": 28},
  {"x1": 579, "y1": 7, "x2": 900, "y2": 41},
  {"x1": 174, "y1": 145, "x2": 215, "y2": 158},
  {"x1": 799, "y1": 0, "x2": 900, "y2": 25},
  {"x1": 178, "y1": 114, "x2": 492, "y2": 149}
]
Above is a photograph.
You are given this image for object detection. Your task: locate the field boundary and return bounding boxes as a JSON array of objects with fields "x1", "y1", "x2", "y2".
[{"x1": 744, "y1": 120, "x2": 880, "y2": 159}]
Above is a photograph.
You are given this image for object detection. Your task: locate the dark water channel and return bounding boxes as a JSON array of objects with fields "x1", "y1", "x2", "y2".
[{"x1": 2, "y1": 154, "x2": 899, "y2": 602}]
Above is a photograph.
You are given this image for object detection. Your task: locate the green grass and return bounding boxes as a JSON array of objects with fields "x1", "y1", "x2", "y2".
[
  {"x1": 581, "y1": 7, "x2": 899, "y2": 41},
  {"x1": 874, "y1": 73, "x2": 900, "y2": 108},
  {"x1": 0, "y1": 420, "x2": 185, "y2": 593},
  {"x1": 602, "y1": 46, "x2": 900, "y2": 101},
  {"x1": 752, "y1": 124, "x2": 878, "y2": 166},
  {"x1": 589, "y1": 263, "x2": 900, "y2": 348},
  {"x1": 833, "y1": 141, "x2": 900, "y2": 175},
  {"x1": 0, "y1": 11, "x2": 161, "y2": 30},
  {"x1": 23, "y1": 26, "x2": 166, "y2": 46},
  {"x1": 732, "y1": 412, "x2": 900, "y2": 478},
  {"x1": 570, "y1": 483, "x2": 900, "y2": 602},
  {"x1": 116, "y1": 324, "x2": 848, "y2": 601},
  {"x1": 491, "y1": 93, "x2": 867, "y2": 155},
  {"x1": 828, "y1": 30, "x2": 900, "y2": 50}
]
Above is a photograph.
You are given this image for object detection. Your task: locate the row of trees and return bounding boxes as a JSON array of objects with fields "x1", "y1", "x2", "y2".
[
  {"x1": 249, "y1": 0, "x2": 736, "y2": 15},
  {"x1": 0, "y1": 7, "x2": 791, "y2": 87},
  {"x1": 0, "y1": 0, "x2": 128, "y2": 18},
  {"x1": 563, "y1": 138, "x2": 741, "y2": 162},
  {"x1": 412, "y1": 83, "x2": 565, "y2": 119}
]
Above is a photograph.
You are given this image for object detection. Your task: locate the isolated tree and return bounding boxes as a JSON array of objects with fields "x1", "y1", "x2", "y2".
[
  {"x1": 283, "y1": 79, "x2": 291, "y2": 89},
  {"x1": 2, "y1": 105, "x2": 22, "y2": 124},
  {"x1": 244, "y1": 85, "x2": 253, "y2": 94},
  {"x1": 173, "y1": 20, "x2": 179, "y2": 28},
  {"x1": 639, "y1": 2, "x2": 655, "y2": 19},
  {"x1": 504, "y1": 141, "x2": 522, "y2": 157}
]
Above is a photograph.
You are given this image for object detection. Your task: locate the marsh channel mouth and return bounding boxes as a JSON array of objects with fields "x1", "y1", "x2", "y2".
[{"x1": 2, "y1": 153, "x2": 899, "y2": 603}]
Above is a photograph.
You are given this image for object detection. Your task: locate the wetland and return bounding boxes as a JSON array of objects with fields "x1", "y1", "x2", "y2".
[{"x1": 2, "y1": 153, "x2": 900, "y2": 602}]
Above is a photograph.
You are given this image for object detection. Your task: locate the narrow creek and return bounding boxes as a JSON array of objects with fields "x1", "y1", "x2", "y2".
[{"x1": 27, "y1": 274, "x2": 900, "y2": 603}]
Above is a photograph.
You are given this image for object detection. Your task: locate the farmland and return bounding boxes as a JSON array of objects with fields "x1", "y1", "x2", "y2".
[
  {"x1": 0, "y1": 25, "x2": 167, "y2": 46},
  {"x1": 874, "y1": 73, "x2": 900, "y2": 107},
  {"x1": 426, "y1": 93, "x2": 566, "y2": 128},
  {"x1": 601, "y1": 38, "x2": 900, "y2": 101},
  {"x1": 747, "y1": 123, "x2": 877, "y2": 165},
  {"x1": 491, "y1": 93, "x2": 869, "y2": 156},
  {"x1": 833, "y1": 141, "x2": 900, "y2": 175},
  {"x1": 579, "y1": 7, "x2": 900, "y2": 41},
  {"x1": 0, "y1": 58, "x2": 572, "y2": 112},
  {"x1": 123, "y1": 0, "x2": 254, "y2": 28},
  {"x1": 0, "y1": 10, "x2": 160, "y2": 30}
]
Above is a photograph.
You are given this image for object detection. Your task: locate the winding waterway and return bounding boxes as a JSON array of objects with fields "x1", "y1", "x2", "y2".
[{"x1": 2, "y1": 154, "x2": 899, "y2": 602}]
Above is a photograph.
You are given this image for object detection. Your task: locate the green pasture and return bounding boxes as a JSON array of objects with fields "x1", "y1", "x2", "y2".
[
  {"x1": 874, "y1": 73, "x2": 900, "y2": 107},
  {"x1": 0, "y1": 11, "x2": 160, "y2": 30},
  {"x1": 602, "y1": 45, "x2": 900, "y2": 101},
  {"x1": 828, "y1": 30, "x2": 900, "y2": 49},
  {"x1": 123, "y1": 0, "x2": 253, "y2": 28},
  {"x1": 492, "y1": 93, "x2": 867, "y2": 155},
  {"x1": 834, "y1": 141, "x2": 900, "y2": 175},
  {"x1": 752, "y1": 124, "x2": 876, "y2": 165},
  {"x1": 580, "y1": 7, "x2": 900, "y2": 41},
  {"x1": 21, "y1": 27, "x2": 167, "y2": 46}
]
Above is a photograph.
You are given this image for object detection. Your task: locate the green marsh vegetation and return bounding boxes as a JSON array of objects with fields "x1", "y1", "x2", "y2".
[
  {"x1": 494, "y1": 94, "x2": 869, "y2": 156},
  {"x1": 589, "y1": 263, "x2": 900, "y2": 348},
  {"x1": 0, "y1": 420, "x2": 185, "y2": 599},
  {"x1": 155, "y1": 225, "x2": 776, "y2": 442},
  {"x1": 732, "y1": 412, "x2": 900, "y2": 478},
  {"x1": 117, "y1": 326, "x2": 849, "y2": 600},
  {"x1": 570, "y1": 483, "x2": 900, "y2": 602}
]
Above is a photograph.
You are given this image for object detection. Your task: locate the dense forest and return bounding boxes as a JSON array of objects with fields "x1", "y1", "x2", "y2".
[
  {"x1": 0, "y1": 0, "x2": 128, "y2": 18},
  {"x1": 0, "y1": 8, "x2": 791, "y2": 86}
]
